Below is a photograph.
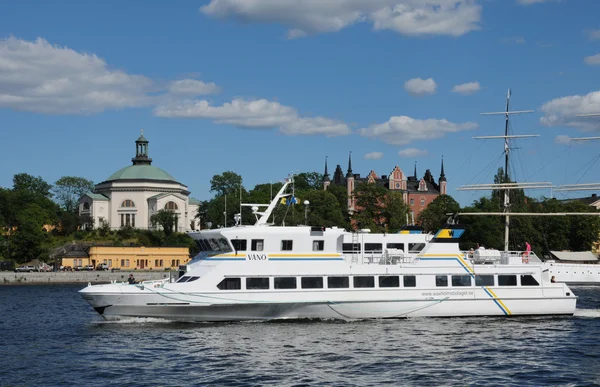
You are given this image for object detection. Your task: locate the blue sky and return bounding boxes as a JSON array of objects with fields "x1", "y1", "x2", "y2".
[{"x1": 1, "y1": 0, "x2": 600, "y2": 206}]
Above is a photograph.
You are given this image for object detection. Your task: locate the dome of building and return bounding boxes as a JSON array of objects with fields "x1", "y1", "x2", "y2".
[{"x1": 106, "y1": 165, "x2": 178, "y2": 182}]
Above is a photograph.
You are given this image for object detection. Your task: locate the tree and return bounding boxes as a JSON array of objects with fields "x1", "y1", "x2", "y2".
[
  {"x1": 13, "y1": 173, "x2": 52, "y2": 198},
  {"x1": 53, "y1": 176, "x2": 95, "y2": 212},
  {"x1": 295, "y1": 172, "x2": 323, "y2": 190},
  {"x1": 417, "y1": 195, "x2": 461, "y2": 233},
  {"x1": 10, "y1": 203, "x2": 48, "y2": 263},
  {"x1": 351, "y1": 183, "x2": 407, "y2": 233},
  {"x1": 210, "y1": 171, "x2": 243, "y2": 196},
  {"x1": 151, "y1": 209, "x2": 177, "y2": 236}
]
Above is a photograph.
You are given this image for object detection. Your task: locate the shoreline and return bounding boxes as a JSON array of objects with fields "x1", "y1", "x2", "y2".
[{"x1": 0, "y1": 271, "x2": 171, "y2": 285}]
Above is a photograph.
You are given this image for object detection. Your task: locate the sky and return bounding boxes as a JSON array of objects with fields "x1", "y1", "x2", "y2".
[{"x1": 1, "y1": 0, "x2": 600, "y2": 207}]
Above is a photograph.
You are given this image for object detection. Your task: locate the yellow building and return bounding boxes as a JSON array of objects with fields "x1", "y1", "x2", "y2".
[{"x1": 61, "y1": 246, "x2": 191, "y2": 270}]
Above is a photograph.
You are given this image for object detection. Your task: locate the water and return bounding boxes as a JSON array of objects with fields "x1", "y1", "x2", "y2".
[{"x1": 1, "y1": 285, "x2": 600, "y2": 386}]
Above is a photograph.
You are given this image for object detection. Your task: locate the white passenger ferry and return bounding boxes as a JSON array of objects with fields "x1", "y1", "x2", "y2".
[{"x1": 80, "y1": 179, "x2": 576, "y2": 321}]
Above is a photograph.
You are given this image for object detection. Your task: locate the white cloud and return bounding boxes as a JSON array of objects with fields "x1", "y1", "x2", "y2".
[
  {"x1": 398, "y1": 148, "x2": 428, "y2": 157},
  {"x1": 0, "y1": 37, "x2": 222, "y2": 115},
  {"x1": 404, "y1": 77, "x2": 437, "y2": 96},
  {"x1": 452, "y1": 81, "x2": 481, "y2": 95},
  {"x1": 364, "y1": 152, "x2": 384, "y2": 160},
  {"x1": 584, "y1": 54, "x2": 600, "y2": 66},
  {"x1": 168, "y1": 79, "x2": 221, "y2": 96},
  {"x1": 360, "y1": 115, "x2": 477, "y2": 145},
  {"x1": 540, "y1": 90, "x2": 600, "y2": 130},
  {"x1": 154, "y1": 98, "x2": 350, "y2": 136},
  {"x1": 200, "y1": 0, "x2": 482, "y2": 38},
  {"x1": 554, "y1": 135, "x2": 571, "y2": 145},
  {"x1": 587, "y1": 29, "x2": 600, "y2": 41}
]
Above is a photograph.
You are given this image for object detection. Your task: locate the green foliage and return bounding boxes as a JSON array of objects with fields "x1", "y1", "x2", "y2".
[
  {"x1": 13, "y1": 173, "x2": 53, "y2": 198},
  {"x1": 150, "y1": 210, "x2": 177, "y2": 236},
  {"x1": 295, "y1": 172, "x2": 323, "y2": 190},
  {"x1": 417, "y1": 194, "x2": 461, "y2": 233},
  {"x1": 53, "y1": 176, "x2": 95, "y2": 212},
  {"x1": 210, "y1": 171, "x2": 243, "y2": 196},
  {"x1": 352, "y1": 182, "x2": 408, "y2": 233}
]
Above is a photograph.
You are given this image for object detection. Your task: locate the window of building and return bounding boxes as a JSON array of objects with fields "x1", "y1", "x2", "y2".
[
  {"x1": 312, "y1": 240, "x2": 324, "y2": 251},
  {"x1": 121, "y1": 259, "x2": 125, "y2": 267},
  {"x1": 353, "y1": 276, "x2": 375, "y2": 288},
  {"x1": 435, "y1": 275, "x2": 448, "y2": 287},
  {"x1": 165, "y1": 201, "x2": 178, "y2": 210},
  {"x1": 155, "y1": 259, "x2": 159, "y2": 267},
  {"x1": 420, "y1": 198, "x2": 425, "y2": 206},
  {"x1": 159, "y1": 260, "x2": 163, "y2": 267},
  {"x1": 231, "y1": 239, "x2": 247, "y2": 251},
  {"x1": 281, "y1": 240, "x2": 293, "y2": 251},
  {"x1": 274, "y1": 277, "x2": 297, "y2": 289},
  {"x1": 171, "y1": 259, "x2": 175, "y2": 267},
  {"x1": 246, "y1": 277, "x2": 270, "y2": 290},
  {"x1": 386, "y1": 243, "x2": 404, "y2": 250},
  {"x1": 379, "y1": 276, "x2": 400, "y2": 288},
  {"x1": 251, "y1": 239, "x2": 264, "y2": 251},
  {"x1": 83, "y1": 202, "x2": 90, "y2": 210},
  {"x1": 176, "y1": 260, "x2": 180, "y2": 266},
  {"x1": 342, "y1": 243, "x2": 361, "y2": 253},
  {"x1": 328, "y1": 276, "x2": 349, "y2": 288},
  {"x1": 121, "y1": 200, "x2": 135, "y2": 208},
  {"x1": 498, "y1": 275, "x2": 517, "y2": 286},
  {"x1": 452, "y1": 275, "x2": 472, "y2": 287},
  {"x1": 108, "y1": 259, "x2": 112, "y2": 267},
  {"x1": 364, "y1": 243, "x2": 382, "y2": 253},
  {"x1": 404, "y1": 275, "x2": 416, "y2": 287},
  {"x1": 408, "y1": 243, "x2": 426, "y2": 253},
  {"x1": 301, "y1": 277, "x2": 323, "y2": 289},
  {"x1": 409, "y1": 198, "x2": 415, "y2": 205},
  {"x1": 520, "y1": 275, "x2": 539, "y2": 286},
  {"x1": 217, "y1": 278, "x2": 241, "y2": 290},
  {"x1": 125, "y1": 259, "x2": 129, "y2": 267},
  {"x1": 475, "y1": 275, "x2": 494, "y2": 286}
]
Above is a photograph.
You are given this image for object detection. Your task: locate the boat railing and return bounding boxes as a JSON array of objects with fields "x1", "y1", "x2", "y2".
[
  {"x1": 358, "y1": 249, "x2": 416, "y2": 265},
  {"x1": 462, "y1": 250, "x2": 542, "y2": 264}
]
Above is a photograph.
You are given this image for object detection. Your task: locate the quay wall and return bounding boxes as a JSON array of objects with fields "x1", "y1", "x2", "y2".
[{"x1": 0, "y1": 271, "x2": 171, "y2": 285}]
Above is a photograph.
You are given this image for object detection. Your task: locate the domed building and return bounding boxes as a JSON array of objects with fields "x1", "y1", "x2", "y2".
[{"x1": 78, "y1": 133, "x2": 200, "y2": 231}]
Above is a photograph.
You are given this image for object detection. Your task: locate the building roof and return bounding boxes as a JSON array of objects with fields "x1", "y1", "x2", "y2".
[
  {"x1": 84, "y1": 193, "x2": 109, "y2": 201},
  {"x1": 147, "y1": 192, "x2": 186, "y2": 201},
  {"x1": 105, "y1": 165, "x2": 179, "y2": 183},
  {"x1": 550, "y1": 251, "x2": 598, "y2": 262},
  {"x1": 189, "y1": 197, "x2": 202, "y2": 205}
]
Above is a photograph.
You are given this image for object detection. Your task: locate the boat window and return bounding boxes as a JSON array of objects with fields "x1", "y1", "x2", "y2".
[
  {"x1": 475, "y1": 275, "x2": 494, "y2": 286},
  {"x1": 342, "y1": 243, "x2": 361, "y2": 253},
  {"x1": 313, "y1": 240, "x2": 324, "y2": 251},
  {"x1": 520, "y1": 275, "x2": 539, "y2": 286},
  {"x1": 403, "y1": 275, "x2": 416, "y2": 287},
  {"x1": 251, "y1": 239, "x2": 264, "y2": 251},
  {"x1": 328, "y1": 276, "x2": 349, "y2": 288},
  {"x1": 187, "y1": 276, "x2": 200, "y2": 283},
  {"x1": 498, "y1": 275, "x2": 517, "y2": 286},
  {"x1": 177, "y1": 276, "x2": 190, "y2": 283},
  {"x1": 196, "y1": 239, "x2": 211, "y2": 251},
  {"x1": 217, "y1": 238, "x2": 232, "y2": 252},
  {"x1": 364, "y1": 243, "x2": 382, "y2": 253},
  {"x1": 379, "y1": 276, "x2": 400, "y2": 288},
  {"x1": 231, "y1": 239, "x2": 247, "y2": 251},
  {"x1": 353, "y1": 276, "x2": 375, "y2": 288},
  {"x1": 452, "y1": 275, "x2": 472, "y2": 287},
  {"x1": 246, "y1": 277, "x2": 270, "y2": 290},
  {"x1": 217, "y1": 278, "x2": 241, "y2": 290},
  {"x1": 301, "y1": 277, "x2": 323, "y2": 289},
  {"x1": 207, "y1": 239, "x2": 220, "y2": 251},
  {"x1": 435, "y1": 275, "x2": 449, "y2": 287},
  {"x1": 281, "y1": 240, "x2": 293, "y2": 251},
  {"x1": 386, "y1": 243, "x2": 404, "y2": 250},
  {"x1": 274, "y1": 277, "x2": 297, "y2": 289},
  {"x1": 409, "y1": 243, "x2": 426, "y2": 253}
]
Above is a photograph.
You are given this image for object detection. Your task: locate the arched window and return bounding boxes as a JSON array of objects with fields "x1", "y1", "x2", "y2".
[
  {"x1": 121, "y1": 199, "x2": 135, "y2": 208},
  {"x1": 83, "y1": 202, "x2": 90, "y2": 210},
  {"x1": 165, "y1": 201, "x2": 178, "y2": 210}
]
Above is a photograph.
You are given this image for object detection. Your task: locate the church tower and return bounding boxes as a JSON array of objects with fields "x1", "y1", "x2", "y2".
[
  {"x1": 346, "y1": 152, "x2": 355, "y2": 213},
  {"x1": 439, "y1": 157, "x2": 447, "y2": 195},
  {"x1": 323, "y1": 157, "x2": 331, "y2": 190}
]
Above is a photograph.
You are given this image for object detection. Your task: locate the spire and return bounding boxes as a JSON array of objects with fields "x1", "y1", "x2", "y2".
[
  {"x1": 439, "y1": 156, "x2": 446, "y2": 182},
  {"x1": 132, "y1": 130, "x2": 152, "y2": 166},
  {"x1": 346, "y1": 151, "x2": 353, "y2": 178},
  {"x1": 414, "y1": 161, "x2": 417, "y2": 179},
  {"x1": 323, "y1": 156, "x2": 330, "y2": 182}
]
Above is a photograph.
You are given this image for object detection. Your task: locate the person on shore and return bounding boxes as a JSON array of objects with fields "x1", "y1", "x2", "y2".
[{"x1": 128, "y1": 274, "x2": 136, "y2": 284}]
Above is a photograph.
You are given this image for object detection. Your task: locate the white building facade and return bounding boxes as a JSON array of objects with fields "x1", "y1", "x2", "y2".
[{"x1": 78, "y1": 134, "x2": 200, "y2": 232}]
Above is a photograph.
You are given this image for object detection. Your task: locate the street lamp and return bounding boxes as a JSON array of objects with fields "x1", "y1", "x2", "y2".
[{"x1": 304, "y1": 200, "x2": 310, "y2": 225}]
